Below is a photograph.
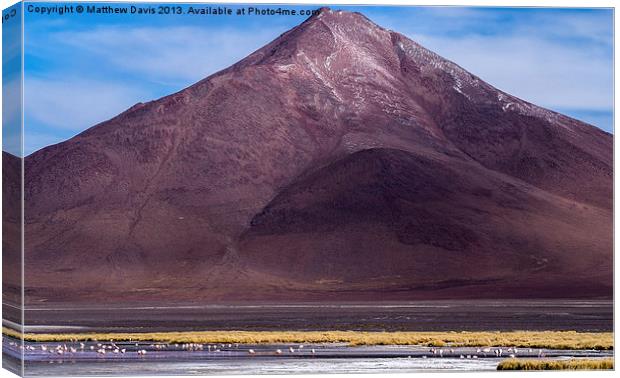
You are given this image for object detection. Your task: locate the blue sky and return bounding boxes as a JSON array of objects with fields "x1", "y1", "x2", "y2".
[
  {"x1": 3, "y1": 2, "x2": 22, "y2": 156},
  {"x1": 13, "y1": 3, "x2": 615, "y2": 156}
]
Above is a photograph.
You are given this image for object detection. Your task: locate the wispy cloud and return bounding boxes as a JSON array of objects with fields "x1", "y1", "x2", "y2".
[
  {"x1": 21, "y1": 6, "x2": 613, "y2": 154},
  {"x1": 412, "y1": 34, "x2": 613, "y2": 111},
  {"x1": 2, "y1": 77, "x2": 22, "y2": 156},
  {"x1": 50, "y1": 25, "x2": 283, "y2": 85},
  {"x1": 3, "y1": 78, "x2": 21, "y2": 129},
  {"x1": 370, "y1": 7, "x2": 613, "y2": 125},
  {"x1": 25, "y1": 77, "x2": 149, "y2": 131}
]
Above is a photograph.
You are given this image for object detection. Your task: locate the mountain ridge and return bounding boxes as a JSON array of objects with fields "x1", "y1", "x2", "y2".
[{"x1": 6, "y1": 7, "x2": 611, "y2": 304}]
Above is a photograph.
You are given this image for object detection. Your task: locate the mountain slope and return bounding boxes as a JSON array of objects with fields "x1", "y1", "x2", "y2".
[{"x1": 18, "y1": 8, "x2": 612, "y2": 303}]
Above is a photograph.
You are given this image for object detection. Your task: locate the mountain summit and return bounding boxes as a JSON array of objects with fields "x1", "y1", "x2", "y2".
[{"x1": 11, "y1": 8, "x2": 611, "y2": 303}]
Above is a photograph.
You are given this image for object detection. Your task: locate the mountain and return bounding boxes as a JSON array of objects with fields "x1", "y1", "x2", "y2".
[{"x1": 15, "y1": 8, "x2": 612, "y2": 304}]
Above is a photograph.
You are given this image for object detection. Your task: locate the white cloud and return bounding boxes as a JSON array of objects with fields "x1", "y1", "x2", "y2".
[
  {"x1": 21, "y1": 24, "x2": 288, "y2": 154},
  {"x1": 410, "y1": 34, "x2": 613, "y2": 111},
  {"x1": 515, "y1": 13, "x2": 613, "y2": 46},
  {"x1": 2, "y1": 77, "x2": 23, "y2": 156},
  {"x1": 371, "y1": 9, "x2": 612, "y2": 114},
  {"x1": 20, "y1": 10, "x2": 612, "y2": 155},
  {"x1": 51, "y1": 25, "x2": 283, "y2": 84},
  {"x1": 24, "y1": 77, "x2": 149, "y2": 131},
  {"x1": 3, "y1": 77, "x2": 21, "y2": 130}
]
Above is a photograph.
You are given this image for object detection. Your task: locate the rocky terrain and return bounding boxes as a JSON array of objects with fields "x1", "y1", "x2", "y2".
[{"x1": 7, "y1": 8, "x2": 611, "y2": 304}]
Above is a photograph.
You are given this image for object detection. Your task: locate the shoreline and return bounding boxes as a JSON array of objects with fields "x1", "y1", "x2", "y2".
[{"x1": 3, "y1": 328, "x2": 613, "y2": 350}]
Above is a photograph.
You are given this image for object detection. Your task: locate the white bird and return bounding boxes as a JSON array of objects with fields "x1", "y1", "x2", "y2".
[
  {"x1": 248, "y1": 349, "x2": 255, "y2": 355},
  {"x1": 311, "y1": 349, "x2": 316, "y2": 354},
  {"x1": 275, "y1": 349, "x2": 282, "y2": 355},
  {"x1": 41, "y1": 345, "x2": 47, "y2": 351},
  {"x1": 289, "y1": 347, "x2": 295, "y2": 353}
]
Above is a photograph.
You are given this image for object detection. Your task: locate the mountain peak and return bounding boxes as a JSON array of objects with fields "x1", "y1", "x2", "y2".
[{"x1": 17, "y1": 7, "x2": 612, "y2": 304}]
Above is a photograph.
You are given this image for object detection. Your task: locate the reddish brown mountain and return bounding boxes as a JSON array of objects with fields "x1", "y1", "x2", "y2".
[{"x1": 14, "y1": 8, "x2": 612, "y2": 303}]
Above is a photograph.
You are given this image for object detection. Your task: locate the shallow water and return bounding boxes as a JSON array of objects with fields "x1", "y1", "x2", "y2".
[
  {"x1": 3, "y1": 339, "x2": 613, "y2": 376},
  {"x1": 5, "y1": 300, "x2": 613, "y2": 333},
  {"x1": 3, "y1": 300, "x2": 613, "y2": 375},
  {"x1": 19, "y1": 357, "x2": 502, "y2": 376}
]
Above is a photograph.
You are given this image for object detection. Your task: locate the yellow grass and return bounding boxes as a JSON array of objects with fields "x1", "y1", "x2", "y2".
[
  {"x1": 2, "y1": 327, "x2": 612, "y2": 350},
  {"x1": 497, "y1": 358, "x2": 614, "y2": 370}
]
